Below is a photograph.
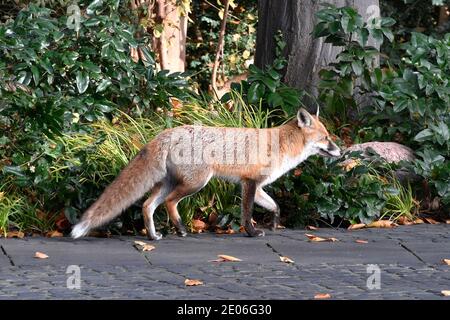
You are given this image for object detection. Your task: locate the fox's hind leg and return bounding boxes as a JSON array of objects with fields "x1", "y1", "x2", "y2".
[
  {"x1": 165, "y1": 174, "x2": 211, "y2": 237},
  {"x1": 143, "y1": 180, "x2": 172, "y2": 240},
  {"x1": 255, "y1": 188, "x2": 280, "y2": 231},
  {"x1": 241, "y1": 179, "x2": 265, "y2": 237}
]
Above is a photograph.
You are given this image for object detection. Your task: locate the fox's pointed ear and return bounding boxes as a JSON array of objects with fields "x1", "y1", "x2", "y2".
[{"x1": 297, "y1": 108, "x2": 312, "y2": 127}]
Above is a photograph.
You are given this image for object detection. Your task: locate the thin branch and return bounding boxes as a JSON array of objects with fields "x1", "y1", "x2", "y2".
[{"x1": 211, "y1": 0, "x2": 230, "y2": 99}]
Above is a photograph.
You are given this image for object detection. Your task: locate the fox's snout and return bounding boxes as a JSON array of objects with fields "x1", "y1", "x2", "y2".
[
  {"x1": 316, "y1": 138, "x2": 341, "y2": 158},
  {"x1": 325, "y1": 140, "x2": 341, "y2": 157}
]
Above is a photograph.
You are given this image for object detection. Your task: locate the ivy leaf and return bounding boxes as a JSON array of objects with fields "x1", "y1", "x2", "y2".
[
  {"x1": 30, "y1": 65, "x2": 40, "y2": 85},
  {"x1": 76, "y1": 71, "x2": 89, "y2": 94},
  {"x1": 382, "y1": 28, "x2": 394, "y2": 42},
  {"x1": 96, "y1": 79, "x2": 111, "y2": 92},
  {"x1": 414, "y1": 129, "x2": 434, "y2": 142},
  {"x1": 351, "y1": 61, "x2": 363, "y2": 76},
  {"x1": 356, "y1": 28, "x2": 369, "y2": 47},
  {"x1": 370, "y1": 28, "x2": 384, "y2": 44},
  {"x1": 86, "y1": 0, "x2": 103, "y2": 15},
  {"x1": 393, "y1": 99, "x2": 408, "y2": 112},
  {"x1": 380, "y1": 17, "x2": 396, "y2": 27}
]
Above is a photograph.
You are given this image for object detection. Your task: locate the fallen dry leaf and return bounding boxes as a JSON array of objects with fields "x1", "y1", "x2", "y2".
[
  {"x1": 413, "y1": 218, "x2": 424, "y2": 224},
  {"x1": 212, "y1": 254, "x2": 242, "y2": 262},
  {"x1": 305, "y1": 234, "x2": 339, "y2": 242},
  {"x1": 423, "y1": 217, "x2": 439, "y2": 225},
  {"x1": 397, "y1": 216, "x2": 414, "y2": 226},
  {"x1": 348, "y1": 223, "x2": 366, "y2": 230},
  {"x1": 46, "y1": 230, "x2": 63, "y2": 238},
  {"x1": 34, "y1": 252, "x2": 49, "y2": 259},
  {"x1": 314, "y1": 293, "x2": 331, "y2": 299},
  {"x1": 185, "y1": 279, "x2": 204, "y2": 286},
  {"x1": 215, "y1": 226, "x2": 237, "y2": 234},
  {"x1": 142, "y1": 244, "x2": 155, "y2": 251},
  {"x1": 134, "y1": 240, "x2": 156, "y2": 252},
  {"x1": 443, "y1": 259, "x2": 450, "y2": 265},
  {"x1": 306, "y1": 225, "x2": 318, "y2": 231},
  {"x1": 339, "y1": 159, "x2": 360, "y2": 172},
  {"x1": 170, "y1": 97, "x2": 183, "y2": 117},
  {"x1": 441, "y1": 290, "x2": 450, "y2": 297},
  {"x1": 225, "y1": 228, "x2": 236, "y2": 234},
  {"x1": 280, "y1": 256, "x2": 295, "y2": 264},
  {"x1": 355, "y1": 239, "x2": 368, "y2": 244},
  {"x1": 215, "y1": 228, "x2": 227, "y2": 234},
  {"x1": 366, "y1": 220, "x2": 397, "y2": 228},
  {"x1": 445, "y1": 219, "x2": 450, "y2": 224},
  {"x1": 192, "y1": 219, "x2": 207, "y2": 233},
  {"x1": 218, "y1": 254, "x2": 241, "y2": 261},
  {"x1": 7, "y1": 231, "x2": 24, "y2": 238}
]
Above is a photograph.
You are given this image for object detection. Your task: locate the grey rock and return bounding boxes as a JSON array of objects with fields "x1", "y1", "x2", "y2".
[{"x1": 344, "y1": 142, "x2": 415, "y2": 163}]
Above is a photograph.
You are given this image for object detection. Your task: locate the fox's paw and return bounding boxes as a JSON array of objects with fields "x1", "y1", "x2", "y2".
[
  {"x1": 148, "y1": 232, "x2": 163, "y2": 241},
  {"x1": 246, "y1": 228, "x2": 265, "y2": 237},
  {"x1": 177, "y1": 229, "x2": 187, "y2": 237}
]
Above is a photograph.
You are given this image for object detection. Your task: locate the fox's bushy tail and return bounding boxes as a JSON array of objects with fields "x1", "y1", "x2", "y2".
[{"x1": 71, "y1": 146, "x2": 166, "y2": 238}]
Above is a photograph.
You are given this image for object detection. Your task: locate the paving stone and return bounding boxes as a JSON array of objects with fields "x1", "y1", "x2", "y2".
[
  {"x1": 0, "y1": 225, "x2": 449, "y2": 299},
  {"x1": 1, "y1": 237, "x2": 148, "y2": 267},
  {"x1": 268, "y1": 238, "x2": 420, "y2": 266}
]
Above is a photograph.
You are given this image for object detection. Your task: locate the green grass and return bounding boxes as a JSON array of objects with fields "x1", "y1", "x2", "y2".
[
  {"x1": 48, "y1": 111, "x2": 164, "y2": 186},
  {"x1": 0, "y1": 190, "x2": 23, "y2": 236},
  {"x1": 381, "y1": 179, "x2": 419, "y2": 222},
  {"x1": 0, "y1": 185, "x2": 58, "y2": 235},
  {"x1": 174, "y1": 91, "x2": 275, "y2": 128}
]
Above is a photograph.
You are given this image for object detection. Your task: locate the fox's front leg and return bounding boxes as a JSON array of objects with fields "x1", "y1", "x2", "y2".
[
  {"x1": 255, "y1": 188, "x2": 280, "y2": 231},
  {"x1": 241, "y1": 179, "x2": 265, "y2": 237}
]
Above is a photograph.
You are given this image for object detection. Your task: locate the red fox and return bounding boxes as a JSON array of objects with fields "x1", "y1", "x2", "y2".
[{"x1": 71, "y1": 108, "x2": 341, "y2": 240}]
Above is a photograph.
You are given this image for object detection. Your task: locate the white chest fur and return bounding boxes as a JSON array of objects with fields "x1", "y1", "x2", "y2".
[{"x1": 262, "y1": 143, "x2": 316, "y2": 186}]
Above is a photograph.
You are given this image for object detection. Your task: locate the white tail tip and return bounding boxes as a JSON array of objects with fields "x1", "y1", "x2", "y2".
[{"x1": 71, "y1": 221, "x2": 90, "y2": 239}]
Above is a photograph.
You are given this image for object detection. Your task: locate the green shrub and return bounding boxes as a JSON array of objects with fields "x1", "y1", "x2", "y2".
[
  {"x1": 0, "y1": 2, "x2": 190, "y2": 232},
  {"x1": 313, "y1": 4, "x2": 449, "y2": 213},
  {"x1": 270, "y1": 153, "x2": 403, "y2": 226}
]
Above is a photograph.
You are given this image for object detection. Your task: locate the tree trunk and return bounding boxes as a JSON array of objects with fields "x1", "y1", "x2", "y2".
[
  {"x1": 438, "y1": 5, "x2": 449, "y2": 27},
  {"x1": 130, "y1": 0, "x2": 187, "y2": 73},
  {"x1": 255, "y1": 0, "x2": 379, "y2": 109},
  {"x1": 154, "y1": 0, "x2": 187, "y2": 73}
]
